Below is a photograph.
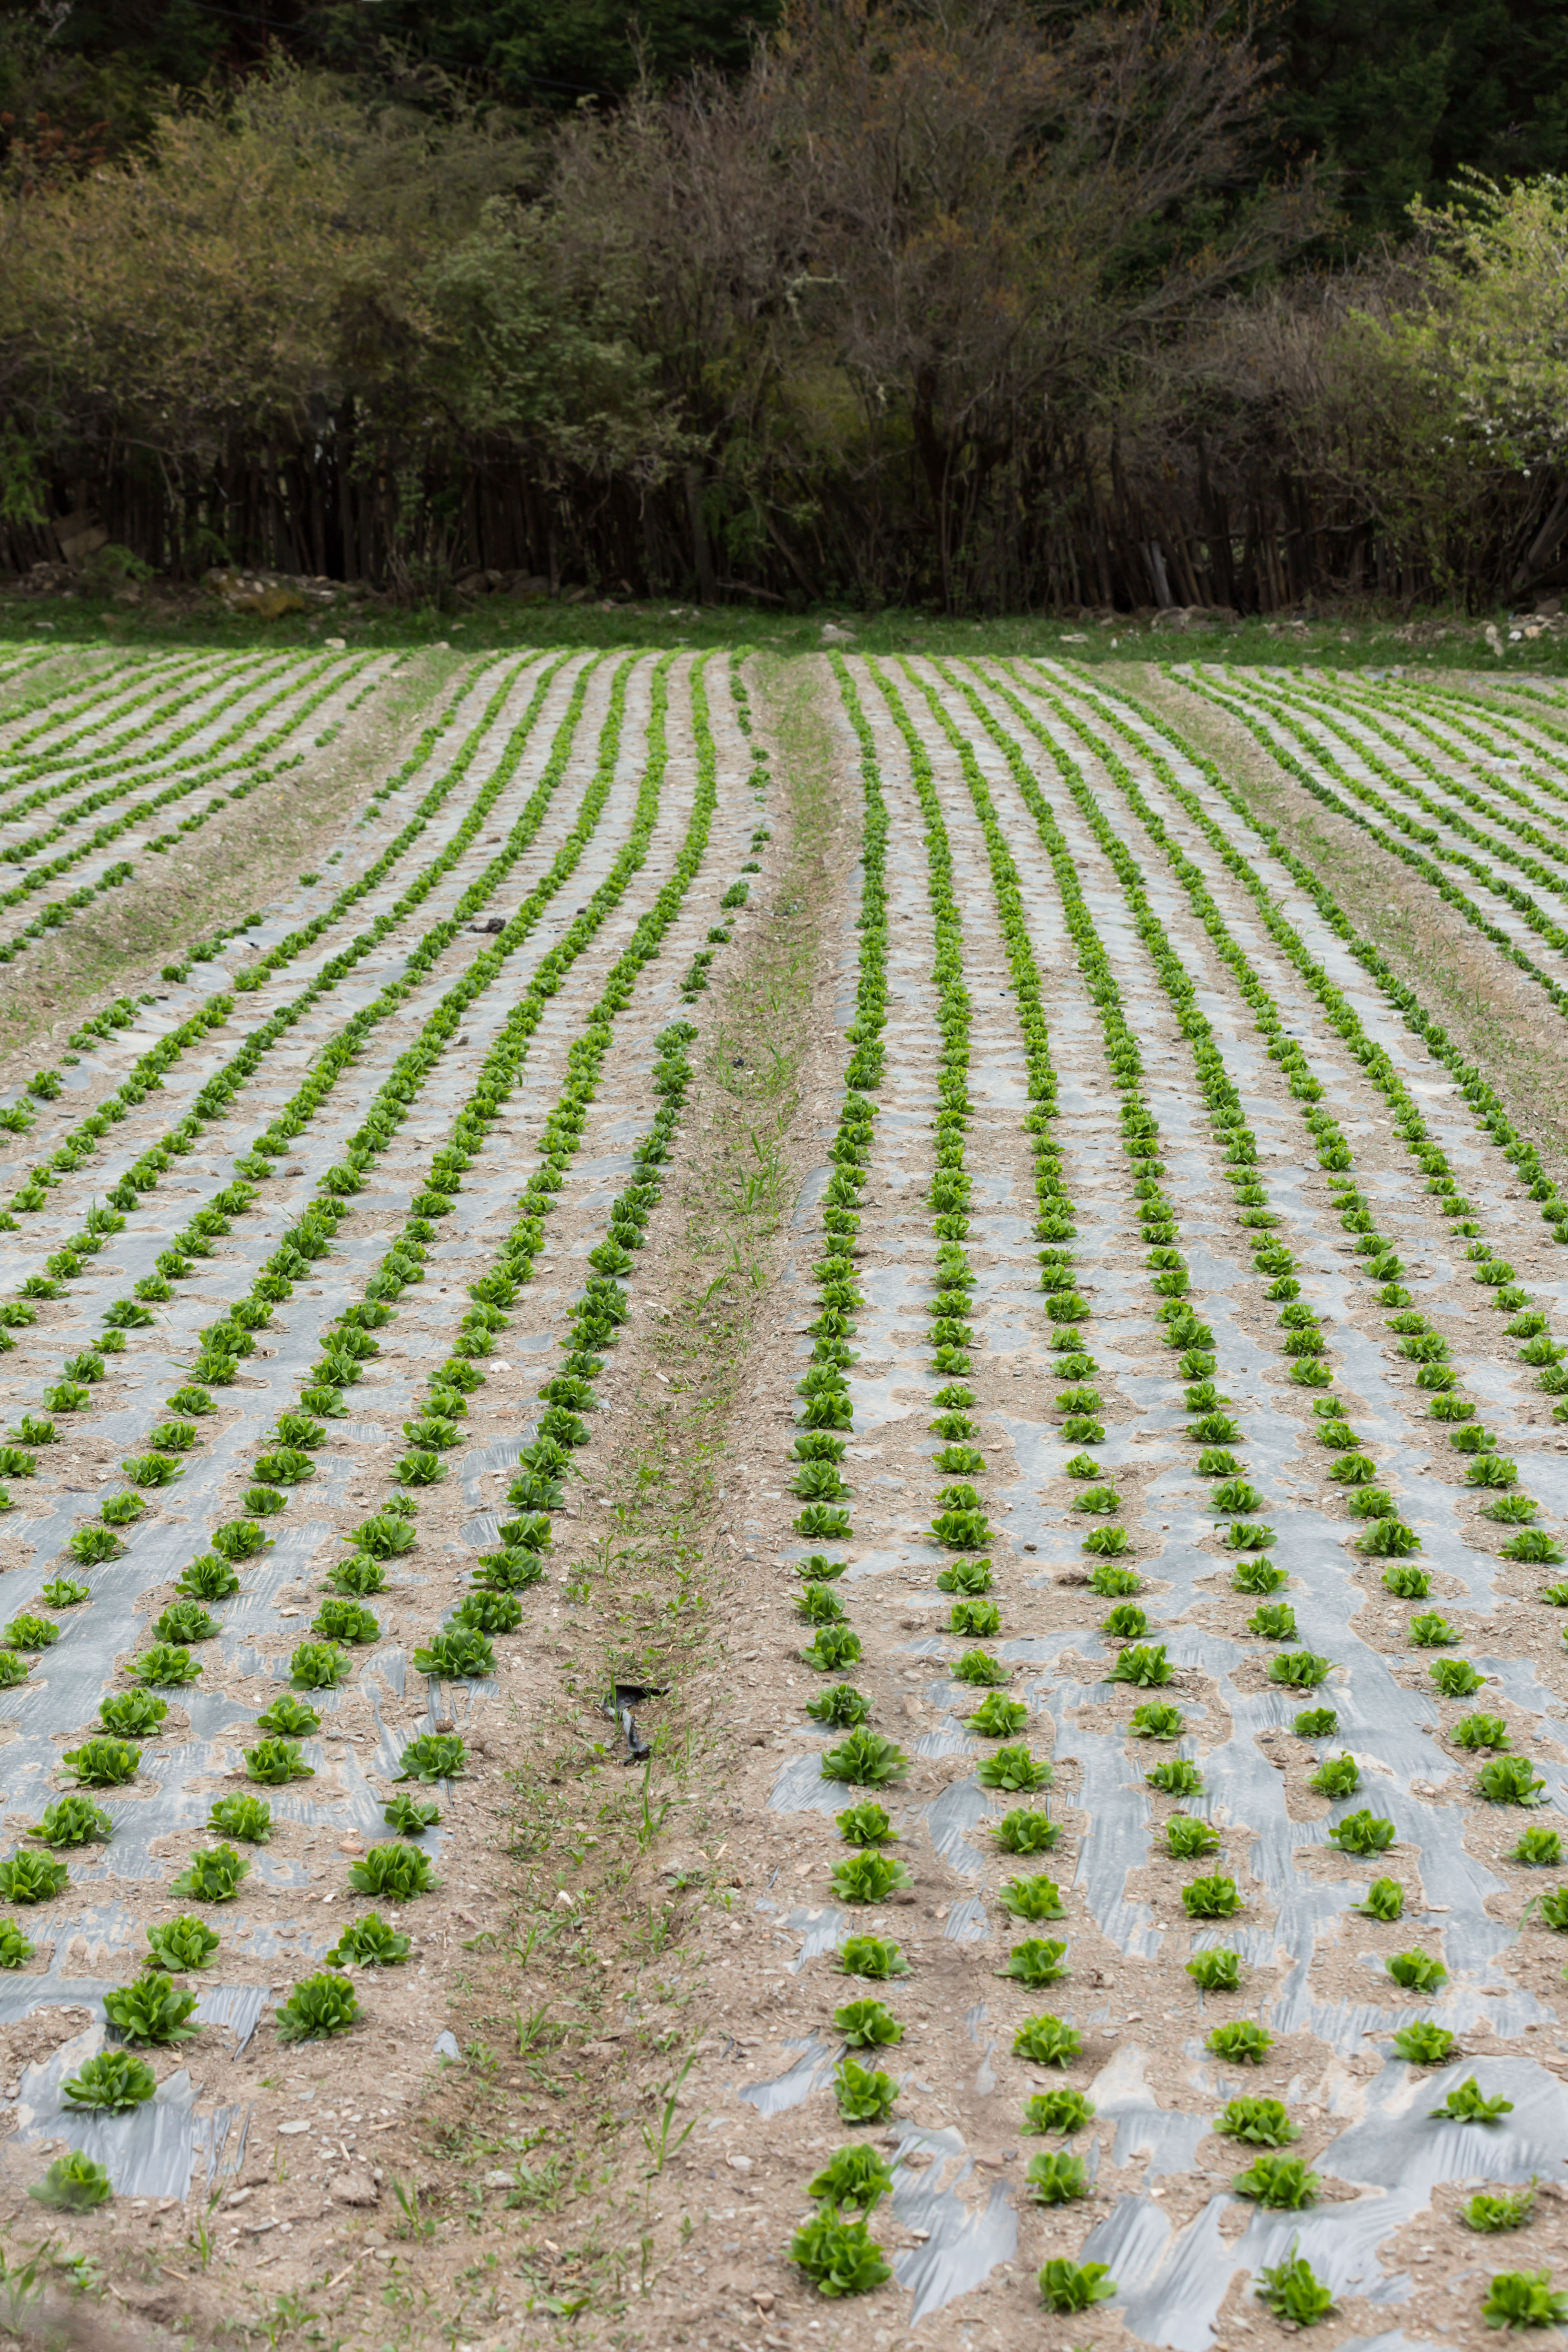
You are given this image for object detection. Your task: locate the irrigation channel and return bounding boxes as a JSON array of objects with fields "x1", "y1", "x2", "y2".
[{"x1": 2, "y1": 648, "x2": 1568, "y2": 2352}]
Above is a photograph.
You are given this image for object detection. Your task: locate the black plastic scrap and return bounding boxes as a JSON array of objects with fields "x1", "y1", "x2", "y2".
[{"x1": 603, "y1": 1681, "x2": 665, "y2": 1763}]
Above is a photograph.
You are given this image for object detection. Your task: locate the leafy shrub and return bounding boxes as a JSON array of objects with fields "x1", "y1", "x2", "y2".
[
  {"x1": 1187, "y1": 1949, "x2": 1241, "y2": 1992},
  {"x1": 103, "y1": 1973, "x2": 199, "y2": 2045},
  {"x1": 1012, "y1": 2013, "x2": 1081, "y2": 2067},
  {"x1": 62, "y1": 2050, "x2": 156, "y2": 2112},
  {"x1": 349, "y1": 1843, "x2": 436, "y2": 1898},
  {"x1": 1207, "y1": 2020, "x2": 1273, "y2": 2063}
]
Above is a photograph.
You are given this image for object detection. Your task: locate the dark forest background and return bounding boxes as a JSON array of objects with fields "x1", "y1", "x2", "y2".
[{"x1": 0, "y1": 0, "x2": 1566, "y2": 613}]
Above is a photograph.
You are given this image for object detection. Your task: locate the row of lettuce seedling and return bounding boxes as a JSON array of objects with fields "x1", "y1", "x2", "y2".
[{"x1": 0, "y1": 655, "x2": 742, "y2": 2096}]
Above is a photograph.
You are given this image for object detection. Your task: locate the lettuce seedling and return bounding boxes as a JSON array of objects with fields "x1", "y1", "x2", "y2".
[
  {"x1": 1392, "y1": 2021, "x2": 1457, "y2": 2064},
  {"x1": 0, "y1": 1851, "x2": 68, "y2": 1902},
  {"x1": 1165, "y1": 1815, "x2": 1221, "y2": 1859},
  {"x1": 1430, "y1": 2077, "x2": 1513, "y2": 2124},
  {"x1": 837, "y1": 1936, "x2": 907, "y2": 1980},
  {"x1": 1328, "y1": 1810, "x2": 1395, "y2": 1855},
  {"x1": 1214, "y1": 2097, "x2": 1298, "y2": 2147},
  {"x1": 103, "y1": 1973, "x2": 200, "y2": 2045},
  {"x1": 1038, "y1": 2260, "x2": 1116, "y2": 2314},
  {"x1": 994, "y1": 1807, "x2": 1059, "y2": 1853},
  {"x1": 28, "y1": 2152, "x2": 113, "y2": 2210},
  {"x1": 1026, "y1": 2152, "x2": 1088, "y2": 2204},
  {"x1": 1233, "y1": 2155, "x2": 1320, "y2": 2207},
  {"x1": 172, "y1": 1843, "x2": 250, "y2": 1898},
  {"x1": 1357, "y1": 1878, "x2": 1405, "y2": 1921},
  {"x1": 350, "y1": 1843, "x2": 436, "y2": 1898},
  {"x1": 1183, "y1": 1875, "x2": 1242, "y2": 1918},
  {"x1": 835, "y1": 1802, "x2": 895, "y2": 1846},
  {"x1": 1463, "y1": 2183, "x2": 1536, "y2": 2234},
  {"x1": 789, "y1": 2212, "x2": 891, "y2": 2297},
  {"x1": 1002, "y1": 1938, "x2": 1069, "y2": 1987},
  {"x1": 975, "y1": 1743, "x2": 1049, "y2": 1790},
  {"x1": 832, "y1": 2057, "x2": 897, "y2": 2123},
  {"x1": 1129, "y1": 1702, "x2": 1185, "y2": 1739},
  {"x1": 59, "y1": 1737, "x2": 138, "y2": 1786},
  {"x1": 833, "y1": 1999, "x2": 902, "y2": 2049},
  {"x1": 243, "y1": 1740, "x2": 313, "y2": 1786},
  {"x1": 62, "y1": 2051, "x2": 156, "y2": 2112},
  {"x1": 999, "y1": 1874, "x2": 1065, "y2": 1922},
  {"x1": 394, "y1": 1733, "x2": 466, "y2": 1781},
  {"x1": 1013, "y1": 2013, "x2": 1081, "y2": 2067},
  {"x1": 820, "y1": 1731, "x2": 909, "y2": 1786},
  {"x1": 1187, "y1": 1949, "x2": 1242, "y2": 1992},
  {"x1": 1022, "y1": 2087, "x2": 1094, "y2": 2135},
  {"x1": 1480, "y1": 2270, "x2": 1568, "y2": 2329},
  {"x1": 146, "y1": 1916, "x2": 219, "y2": 1971},
  {"x1": 325, "y1": 1914, "x2": 412, "y2": 1967},
  {"x1": 1254, "y1": 2247, "x2": 1334, "y2": 2327},
  {"x1": 1207, "y1": 2020, "x2": 1273, "y2": 2063}
]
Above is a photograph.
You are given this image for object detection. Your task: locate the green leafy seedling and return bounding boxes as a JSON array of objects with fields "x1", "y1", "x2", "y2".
[
  {"x1": 325, "y1": 1914, "x2": 412, "y2": 1967},
  {"x1": 350, "y1": 1843, "x2": 436, "y2": 1898},
  {"x1": 1465, "y1": 2183, "x2": 1537, "y2": 2234},
  {"x1": 832, "y1": 2057, "x2": 897, "y2": 2124},
  {"x1": 1386, "y1": 1948, "x2": 1447, "y2": 1993},
  {"x1": 62, "y1": 2050, "x2": 156, "y2": 2112},
  {"x1": 831, "y1": 1852, "x2": 913, "y2": 1904},
  {"x1": 837, "y1": 1935, "x2": 907, "y2": 1980},
  {"x1": 290, "y1": 1641, "x2": 350, "y2": 1688},
  {"x1": 1026, "y1": 2151, "x2": 1088, "y2": 2204},
  {"x1": 820, "y1": 1731, "x2": 909, "y2": 1786},
  {"x1": 146, "y1": 1916, "x2": 219, "y2": 1971},
  {"x1": 1430, "y1": 2076, "x2": 1514, "y2": 2124},
  {"x1": 0, "y1": 1919, "x2": 36, "y2": 1967},
  {"x1": 1023, "y1": 2087, "x2": 1094, "y2": 2135},
  {"x1": 1270, "y1": 1651, "x2": 1332, "y2": 1687},
  {"x1": 1187, "y1": 1949, "x2": 1242, "y2": 1992},
  {"x1": 1107, "y1": 1643, "x2": 1173, "y2": 1687},
  {"x1": 833, "y1": 1999, "x2": 902, "y2": 2049},
  {"x1": 1513, "y1": 1827, "x2": 1564, "y2": 1867},
  {"x1": 1328, "y1": 1810, "x2": 1396, "y2": 1855},
  {"x1": 103, "y1": 1973, "x2": 200, "y2": 2045},
  {"x1": 256, "y1": 1693, "x2": 321, "y2": 1737},
  {"x1": 994, "y1": 1807, "x2": 1059, "y2": 1854},
  {"x1": 275, "y1": 1971, "x2": 360, "y2": 2041},
  {"x1": 38, "y1": 1577, "x2": 90, "y2": 1609},
  {"x1": 975, "y1": 1743, "x2": 1049, "y2": 1791},
  {"x1": 1002, "y1": 1938, "x2": 1069, "y2": 1987},
  {"x1": 805, "y1": 2145, "x2": 897, "y2": 2212},
  {"x1": 243, "y1": 1739, "x2": 313, "y2": 1786},
  {"x1": 1392, "y1": 2021, "x2": 1457, "y2": 2064},
  {"x1": 1310, "y1": 1754, "x2": 1360, "y2": 1799},
  {"x1": 394, "y1": 1733, "x2": 466, "y2": 1781},
  {"x1": 1234, "y1": 2154, "x2": 1320, "y2": 2207},
  {"x1": 1255, "y1": 2247, "x2": 1335, "y2": 2328},
  {"x1": 1038, "y1": 2259, "x2": 1116, "y2": 2314},
  {"x1": 1431, "y1": 1658, "x2": 1486, "y2": 1697},
  {"x1": 1165, "y1": 1815, "x2": 1221, "y2": 1859},
  {"x1": 1147, "y1": 1758, "x2": 1203, "y2": 1797},
  {"x1": 1357, "y1": 1878, "x2": 1405, "y2": 1920},
  {"x1": 789, "y1": 2212, "x2": 891, "y2": 2298},
  {"x1": 28, "y1": 2152, "x2": 113, "y2": 2210},
  {"x1": 383, "y1": 1793, "x2": 439, "y2": 1835},
  {"x1": 1183, "y1": 1874, "x2": 1243, "y2": 1917},
  {"x1": 1214, "y1": 2096, "x2": 1298, "y2": 2147},
  {"x1": 1481, "y1": 2270, "x2": 1568, "y2": 2329},
  {"x1": 1013, "y1": 2013, "x2": 1081, "y2": 2067},
  {"x1": 208, "y1": 1795, "x2": 272, "y2": 1843},
  {"x1": 59, "y1": 1737, "x2": 138, "y2": 1787},
  {"x1": 1454, "y1": 1714, "x2": 1512, "y2": 1751},
  {"x1": 27, "y1": 1797, "x2": 111, "y2": 1847},
  {"x1": 128, "y1": 1644, "x2": 200, "y2": 1686},
  {"x1": 999, "y1": 1873, "x2": 1066, "y2": 1922},
  {"x1": 1207, "y1": 2020, "x2": 1273, "y2": 2063},
  {"x1": 1129, "y1": 1702, "x2": 1185, "y2": 1739},
  {"x1": 0, "y1": 1851, "x2": 69, "y2": 1902},
  {"x1": 1479, "y1": 1756, "x2": 1547, "y2": 1805},
  {"x1": 835, "y1": 1801, "x2": 895, "y2": 1846},
  {"x1": 1294, "y1": 1708, "x2": 1339, "y2": 1738},
  {"x1": 169, "y1": 1844, "x2": 249, "y2": 1899}
]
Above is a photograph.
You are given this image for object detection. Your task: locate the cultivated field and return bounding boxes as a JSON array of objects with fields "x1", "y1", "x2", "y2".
[{"x1": 2, "y1": 644, "x2": 1568, "y2": 2352}]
